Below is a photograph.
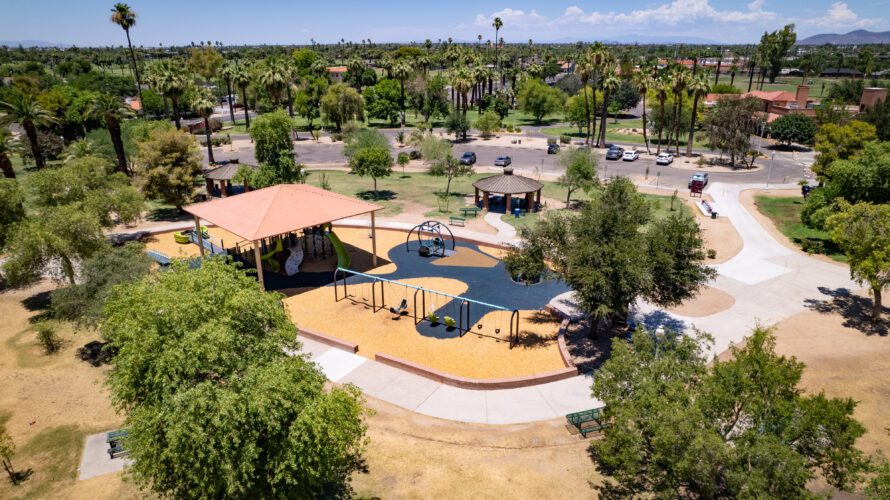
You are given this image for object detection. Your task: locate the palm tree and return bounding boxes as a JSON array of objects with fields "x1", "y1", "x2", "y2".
[
  {"x1": 451, "y1": 67, "x2": 472, "y2": 113},
  {"x1": 685, "y1": 73, "x2": 710, "y2": 156},
  {"x1": 598, "y1": 67, "x2": 620, "y2": 148},
  {"x1": 193, "y1": 90, "x2": 217, "y2": 164},
  {"x1": 391, "y1": 59, "x2": 413, "y2": 127},
  {"x1": 575, "y1": 53, "x2": 595, "y2": 145},
  {"x1": 670, "y1": 66, "x2": 688, "y2": 155},
  {"x1": 472, "y1": 64, "x2": 489, "y2": 111},
  {"x1": 109, "y1": 3, "x2": 143, "y2": 111},
  {"x1": 156, "y1": 65, "x2": 189, "y2": 130},
  {"x1": 87, "y1": 93, "x2": 134, "y2": 174},
  {"x1": 0, "y1": 127, "x2": 21, "y2": 179},
  {"x1": 346, "y1": 57, "x2": 366, "y2": 92},
  {"x1": 257, "y1": 59, "x2": 288, "y2": 109},
  {"x1": 653, "y1": 77, "x2": 669, "y2": 155},
  {"x1": 0, "y1": 93, "x2": 55, "y2": 169},
  {"x1": 493, "y1": 17, "x2": 503, "y2": 75},
  {"x1": 232, "y1": 62, "x2": 252, "y2": 129},
  {"x1": 588, "y1": 43, "x2": 609, "y2": 147},
  {"x1": 217, "y1": 62, "x2": 237, "y2": 124},
  {"x1": 310, "y1": 58, "x2": 328, "y2": 78},
  {"x1": 62, "y1": 139, "x2": 98, "y2": 163},
  {"x1": 633, "y1": 68, "x2": 653, "y2": 154}
]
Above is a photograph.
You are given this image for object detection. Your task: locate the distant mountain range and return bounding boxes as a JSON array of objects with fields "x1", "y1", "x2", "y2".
[
  {"x1": 0, "y1": 40, "x2": 71, "y2": 48},
  {"x1": 798, "y1": 30, "x2": 890, "y2": 45}
]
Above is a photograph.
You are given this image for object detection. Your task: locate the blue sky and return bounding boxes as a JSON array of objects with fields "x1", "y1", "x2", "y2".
[{"x1": 0, "y1": 1, "x2": 887, "y2": 46}]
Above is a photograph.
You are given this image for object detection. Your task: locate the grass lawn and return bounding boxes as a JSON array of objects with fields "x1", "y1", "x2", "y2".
[
  {"x1": 543, "y1": 119, "x2": 710, "y2": 150},
  {"x1": 753, "y1": 195, "x2": 846, "y2": 262}
]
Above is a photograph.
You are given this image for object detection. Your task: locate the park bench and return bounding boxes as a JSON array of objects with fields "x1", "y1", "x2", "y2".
[
  {"x1": 146, "y1": 249, "x2": 172, "y2": 266},
  {"x1": 460, "y1": 207, "x2": 480, "y2": 218},
  {"x1": 105, "y1": 429, "x2": 128, "y2": 444},
  {"x1": 107, "y1": 443, "x2": 129, "y2": 459},
  {"x1": 449, "y1": 216, "x2": 465, "y2": 226},
  {"x1": 566, "y1": 408, "x2": 609, "y2": 438}
]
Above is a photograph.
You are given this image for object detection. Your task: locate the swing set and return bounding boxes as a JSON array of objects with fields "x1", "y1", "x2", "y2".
[{"x1": 333, "y1": 267, "x2": 522, "y2": 348}]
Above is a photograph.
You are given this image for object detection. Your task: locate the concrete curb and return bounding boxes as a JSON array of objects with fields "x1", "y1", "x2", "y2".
[{"x1": 298, "y1": 327, "x2": 359, "y2": 353}]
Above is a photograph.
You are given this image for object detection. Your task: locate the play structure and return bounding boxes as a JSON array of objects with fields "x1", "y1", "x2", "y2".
[
  {"x1": 406, "y1": 220, "x2": 455, "y2": 258},
  {"x1": 333, "y1": 267, "x2": 521, "y2": 348},
  {"x1": 174, "y1": 226, "x2": 209, "y2": 244},
  {"x1": 229, "y1": 226, "x2": 338, "y2": 277}
]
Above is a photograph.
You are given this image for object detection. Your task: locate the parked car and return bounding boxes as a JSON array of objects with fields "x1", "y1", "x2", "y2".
[
  {"x1": 622, "y1": 150, "x2": 640, "y2": 161},
  {"x1": 547, "y1": 143, "x2": 560, "y2": 154},
  {"x1": 494, "y1": 156, "x2": 512, "y2": 167},
  {"x1": 459, "y1": 151, "x2": 476, "y2": 165},
  {"x1": 688, "y1": 173, "x2": 709, "y2": 188},
  {"x1": 605, "y1": 146, "x2": 625, "y2": 160},
  {"x1": 655, "y1": 152, "x2": 674, "y2": 165}
]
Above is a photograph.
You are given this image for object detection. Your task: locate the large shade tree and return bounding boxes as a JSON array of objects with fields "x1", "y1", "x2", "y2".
[
  {"x1": 102, "y1": 259, "x2": 368, "y2": 499},
  {"x1": 134, "y1": 128, "x2": 203, "y2": 212},
  {"x1": 0, "y1": 92, "x2": 56, "y2": 169}
]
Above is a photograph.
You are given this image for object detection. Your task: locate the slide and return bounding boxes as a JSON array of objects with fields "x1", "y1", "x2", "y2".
[
  {"x1": 261, "y1": 239, "x2": 283, "y2": 273},
  {"x1": 326, "y1": 231, "x2": 351, "y2": 269}
]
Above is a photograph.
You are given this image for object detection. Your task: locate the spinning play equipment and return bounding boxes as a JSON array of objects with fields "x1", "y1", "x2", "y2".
[{"x1": 406, "y1": 221, "x2": 455, "y2": 258}]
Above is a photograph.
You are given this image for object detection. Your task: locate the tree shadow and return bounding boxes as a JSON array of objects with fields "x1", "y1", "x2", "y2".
[
  {"x1": 21, "y1": 290, "x2": 54, "y2": 323},
  {"x1": 803, "y1": 287, "x2": 888, "y2": 336},
  {"x1": 565, "y1": 319, "x2": 615, "y2": 373},
  {"x1": 145, "y1": 207, "x2": 191, "y2": 222},
  {"x1": 768, "y1": 143, "x2": 813, "y2": 153},
  {"x1": 355, "y1": 190, "x2": 396, "y2": 201}
]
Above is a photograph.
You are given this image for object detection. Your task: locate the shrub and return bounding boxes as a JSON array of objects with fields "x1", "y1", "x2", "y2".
[
  {"x1": 800, "y1": 237, "x2": 826, "y2": 254},
  {"x1": 515, "y1": 127, "x2": 522, "y2": 133},
  {"x1": 559, "y1": 135, "x2": 571, "y2": 144},
  {"x1": 34, "y1": 322, "x2": 63, "y2": 354},
  {"x1": 408, "y1": 150, "x2": 422, "y2": 160},
  {"x1": 707, "y1": 248, "x2": 717, "y2": 259},
  {"x1": 330, "y1": 133, "x2": 343, "y2": 142},
  {"x1": 547, "y1": 137, "x2": 557, "y2": 145}
]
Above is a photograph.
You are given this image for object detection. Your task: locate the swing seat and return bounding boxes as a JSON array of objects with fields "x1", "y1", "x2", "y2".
[{"x1": 389, "y1": 298, "x2": 408, "y2": 317}]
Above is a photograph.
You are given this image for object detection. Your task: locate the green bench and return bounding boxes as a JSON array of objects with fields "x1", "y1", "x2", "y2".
[
  {"x1": 460, "y1": 207, "x2": 480, "y2": 218},
  {"x1": 106, "y1": 429, "x2": 130, "y2": 459},
  {"x1": 566, "y1": 408, "x2": 609, "y2": 438},
  {"x1": 449, "y1": 216, "x2": 465, "y2": 226},
  {"x1": 108, "y1": 443, "x2": 129, "y2": 459},
  {"x1": 106, "y1": 429, "x2": 128, "y2": 444}
]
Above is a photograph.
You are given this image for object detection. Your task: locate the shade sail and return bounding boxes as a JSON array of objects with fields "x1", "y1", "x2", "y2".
[{"x1": 184, "y1": 184, "x2": 382, "y2": 241}]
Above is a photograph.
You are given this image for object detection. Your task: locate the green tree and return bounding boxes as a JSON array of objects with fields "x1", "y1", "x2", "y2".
[
  {"x1": 86, "y1": 93, "x2": 134, "y2": 174},
  {"x1": 109, "y1": 3, "x2": 143, "y2": 110},
  {"x1": 397, "y1": 151, "x2": 410, "y2": 176},
  {"x1": 192, "y1": 88, "x2": 217, "y2": 164},
  {"x1": 685, "y1": 72, "x2": 710, "y2": 156},
  {"x1": 250, "y1": 109, "x2": 294, "y2": 166},
  {"x1": 556, "y1": 147, "x2": 598, "y2": 207},
  {"x1": 444, "y1": 108, "x2": 469, "y2": 140},
  {"x1": 591, "y1": 325, "x2": 867, "y2": 497},
  {"x1": 293, "y1": 76, "x2": 328, "y2": 130},
  {"x1": 0, "y1": 178, "x2": 25, "y2": 248},
  {"x1": 758, "y1": 24, "x2": 797, "y2": 83},
  {"x1": 813, "y1": 121, "x2": 877, "y2": 175},
  {"x1": 362, "y1": 78, "x2": 401, "y2": 125},
  {"x1": 231, "y1": 61, "x2": 253, "y2": 129},
  {"x1": 474, "y1": 109, "x2": 502, "y2": 138},
  {"x1": 1, "y1": 421, "x2": 25, "y2": 485},
  {"x1": 134, "y1": 128, "x2": 202, "y2": 211},
  {"x1": 321, "y1": 83, "x2": 364, "y2": 131},
  {"x1": 860, "y1": 96, "x2": 890, "y2": 141},
  {"x1": 769, "y1": 113, "x2": 818, "y2": 146},
  {"x1": 827, "y1": 201, "x2": 890, "y2": 321},
  {"x1": 0, "y1": 127, "x2": 21, "y2": 178},
  {"x1": 703, "y1": 96, "x2": 763, "y2": 166},
  {"x1": 349, "y1": 146, "x2": 392, "y2": 192},
  {"x1": 187, "y1": 45, "x2": 223, "y2": 82},
  {"x1": 51, "y1": 242, "x2": 152, "y2": 328},
  {"x1": 102, "y1": 259, "x2": 368, "y2": 499},
  {"x1": 517, "y1": 79, "x2": 565, "y2": 123},
  {"x1": 420, "y1": 136, "x2": 473, "y2": 209},
  {"x1": 0, "y1": 92, "x2": 56, "y2": 169},
  {"x1": 343, "y1": 127, "x2": 389, "y2": 158},
  {"x1": 512, "y1": 177, "x2": 714, "y2": 326}
]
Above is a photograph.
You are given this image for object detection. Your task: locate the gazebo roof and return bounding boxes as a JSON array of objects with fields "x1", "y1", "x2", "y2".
[
  {"x1": 184, "y1": 184, "x2": 382, "y2": 241},
  {"x1": 473, "y1": 168, "x2": 543, "y2": 195},
  {"x1": 204, "y1": 162, "x2": 256, "y2": 181}
]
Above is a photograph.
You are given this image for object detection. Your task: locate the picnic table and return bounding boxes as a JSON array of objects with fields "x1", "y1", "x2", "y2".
[
  {"x1": 460, "y1": 207, "x2": 480, "y2": 218},
  {"x1": 566, "y1": 408, "x2": 609, "y2": 437}
]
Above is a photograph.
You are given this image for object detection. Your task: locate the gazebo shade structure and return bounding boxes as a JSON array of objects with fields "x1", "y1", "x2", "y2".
[
  {"x1": 203, "y1": 162, "x2": 258, "y2": 197},
  {"x1": 472, "y1": 167, "x2": 544, "y2": 213},
  {"x1": 184, "y1": 184, "x2": 383, "y2": 287}
]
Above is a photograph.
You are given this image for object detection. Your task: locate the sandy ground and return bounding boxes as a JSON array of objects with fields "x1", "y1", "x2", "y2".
[
  {"x1": 0, "y1": 281, "x2": 142, "y2": 499},
  {"x1": 142, "y1": 226, "x2": 245, "y2": 259},
  {"x1": 352, "y1": 396, "x2": 604, "y2": 498},
  {"x1": 666, "y1": 285, "x2": 736, "y2": 317},
  {"x1": 739, "y1": 188, "x2": 845, "y2": 267},
  {"x1": 637, "y1": 186, "x2": 743, "y2": 264}
]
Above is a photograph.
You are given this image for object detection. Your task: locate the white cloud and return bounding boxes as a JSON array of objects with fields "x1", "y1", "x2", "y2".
[
  {"x1": 803, "y1": 2, "x2": 877, "y2": 29},
  {"x1": 556, "y1": 0, "x2": 776, "y2": 26},
  {"x1": 474, "y1": 8, "x2": 548, "y2": 31}
]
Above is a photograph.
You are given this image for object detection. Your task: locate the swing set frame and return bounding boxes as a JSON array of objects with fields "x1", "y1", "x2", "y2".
[{"x1": 333, "y1": 267, "x2": 522, "y2": 348}]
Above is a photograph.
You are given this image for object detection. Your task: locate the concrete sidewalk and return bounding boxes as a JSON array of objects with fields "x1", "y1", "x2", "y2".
[{"x1": 294, "y1": 337, "x2": 601, "y2": 424}]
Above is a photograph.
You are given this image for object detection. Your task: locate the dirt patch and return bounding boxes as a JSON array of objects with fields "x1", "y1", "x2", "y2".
[
  {"x1": 352, "y1": 396, "x2": 603, "y2": 498},
  {"x1": 739, "y1": 189, "x2": 844, "y2": 267},
  {"x1": 665, "y1": 285, "x2": 735, "y2": 317}
]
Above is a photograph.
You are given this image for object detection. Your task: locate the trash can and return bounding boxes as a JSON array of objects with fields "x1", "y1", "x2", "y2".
[
  {"x1": 514, "y1": 207, "x2": 521, "y2": 218},
  {"x1": 711, "y1": 211, "x2": 717, "y2": 219}
]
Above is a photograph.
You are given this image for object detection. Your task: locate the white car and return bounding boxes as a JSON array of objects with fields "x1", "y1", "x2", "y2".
[
  {"x1": 655, "y1": 152, "x2": 674, "y2": 165},
  {"x1": 622, "y1": 150, "x2": 640, "y2": 161}
]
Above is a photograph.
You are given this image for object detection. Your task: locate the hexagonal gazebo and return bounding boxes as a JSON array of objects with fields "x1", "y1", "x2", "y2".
[{"x1": 472, "y1": 167, "x2": 544, "y2": 213}]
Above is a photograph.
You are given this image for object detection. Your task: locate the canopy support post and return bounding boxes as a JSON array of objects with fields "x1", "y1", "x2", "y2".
[
  {"x1": 194, "y1": 216, "x2": 205, "y2": 257},
  {"x1": 253, "y1": 240, "x2": 265, "y2": 289},
  {"x1": 370, "y1": 211, "x2": 378, "y2": 266}
]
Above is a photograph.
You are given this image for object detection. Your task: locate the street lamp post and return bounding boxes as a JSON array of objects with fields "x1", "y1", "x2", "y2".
[{"x1": 766, "y1": 151, "x2": 775, "y2": 191}]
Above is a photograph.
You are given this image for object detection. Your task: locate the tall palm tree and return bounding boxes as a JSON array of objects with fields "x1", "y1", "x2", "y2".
[
  {"x1": 156, "y1": 65, "x2": 189, "y2": 130},
  {"x1": 391, "y1": 59, "x2": 413, "y2": 127},
  {"x1": 598, "y1": 67, "x2": 620, "y2": 148},
  {"x1": 633, "y1": 67, "x2": 653, "y2": 154},
  {"x1": 472, "y1": 64, "x2": 489, "y2": 110},
  {"x1": 193, "y1": 90, "x2": 217, "y2": 164},
  {"x1": 87, "y1": 93, "x2": 134, "y2": 174},
  {"x1": 347, "y1": 57, "x2": 366, "y2": 92},
  {"x1": 0, "y1": 93, "x2": 55, "y2": 169},
  {"x1": 0, "y1": 127, "x2": 21, "y2": 179},
  {"x1": 492, "y1": 17, "x2": 503, "y2": 75},
  {"x1": 310, "y1": 58, "x2": 328, "y2": 78},
  {"x1": 451, "y1": 67, "x2": 472, "y2": 113},
  {"x1": 232, "y1": 62, "x2": 252, "y2": 129},
  {"x1": 110, "y1": 3, "x2": 143, "y2": 111},
  {"x1": 670, "y1": 66, "x2": 688, "y2": 155},
  {"x1": 217, "y1": 61, "x2": 237, "y2": 124},
  {"x1": 685, "y1": 73, "x2": 710, "y2": 156},
  {"x1": 257, "y1": 59, "x2": 288, "y2": 109},
  {"x1": 588, "y1": 43, "x2": 609, "y2": 147},
  {"x1": 575, "y1": 53, "x2": 595, "y2": 145},
  {"x1": 653, "y1": 77, "x2": 669, "y2": 155}
]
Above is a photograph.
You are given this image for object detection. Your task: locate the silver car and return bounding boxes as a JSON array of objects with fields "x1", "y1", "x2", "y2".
[{"x1": 655, "y1": 152, "x2": 674, "y2": 165}]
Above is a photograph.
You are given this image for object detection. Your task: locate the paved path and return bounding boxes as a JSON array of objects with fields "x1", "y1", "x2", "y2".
[
  {"x1": 635, "y1": 182, "x2": 856, "y2": 356},
  {"x1": 292, "y1": 337, "x2": 600, "y2": 424},
  {"x1": 77, "y1": 432, "x2": 130, "y2": 480}
]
